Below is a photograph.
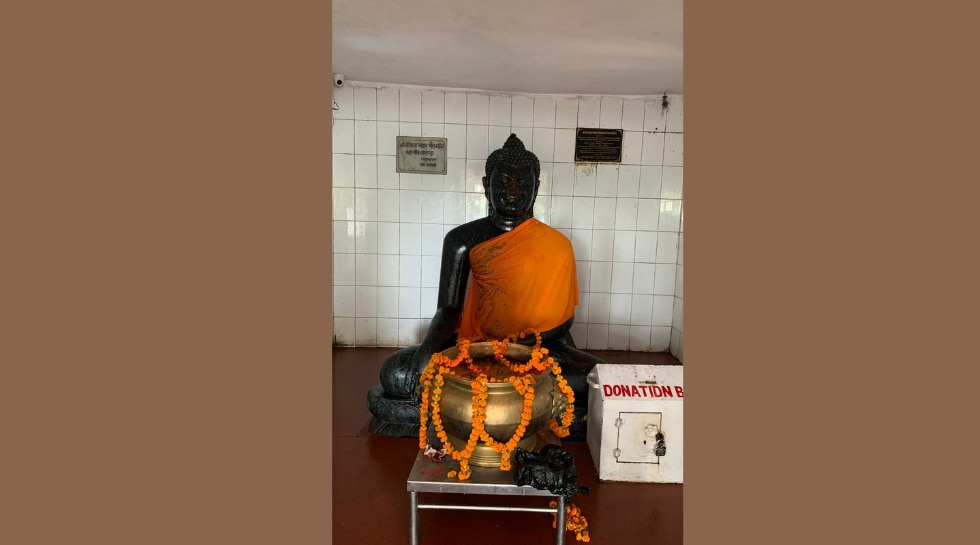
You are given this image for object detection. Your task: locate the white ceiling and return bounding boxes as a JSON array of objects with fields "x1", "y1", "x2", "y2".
[{"x1": 333, "y1": 0, "x2": 683, "y2": 96}]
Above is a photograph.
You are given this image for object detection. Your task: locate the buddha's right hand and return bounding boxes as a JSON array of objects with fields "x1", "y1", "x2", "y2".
[{"x1": 413, "y1": 346, "x2": 435, "y2": 377}]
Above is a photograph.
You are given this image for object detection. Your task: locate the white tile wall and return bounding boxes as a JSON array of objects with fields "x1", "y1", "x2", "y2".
[
  {"x1": 377, "y1": 88, "x2": 399, "y2": 121},
  {"x1": 512, "y1": 97, "x2": 534, "y2": 127},
  {"x1": 555, "y1": 98, "x2": 578, "y2": 128},
  {"x1": 333, "y1": 83, "x2": 683, "y2": 360},
  {"x1": 422, "y1": 90, "x2": 444, "y2": 123}
]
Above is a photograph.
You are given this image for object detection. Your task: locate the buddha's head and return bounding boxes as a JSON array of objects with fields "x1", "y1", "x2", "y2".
[{"x1": 483, "y1": 134, "x2": 540, "y2": 219}]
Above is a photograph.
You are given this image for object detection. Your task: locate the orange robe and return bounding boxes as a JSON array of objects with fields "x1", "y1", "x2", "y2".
[{"x1": 458, "y1": 219, "x2": 579, "y2": 341}]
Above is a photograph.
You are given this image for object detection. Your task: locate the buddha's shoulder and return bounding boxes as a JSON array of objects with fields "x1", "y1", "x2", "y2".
[
  {"x1": 530, "y1": 219, "x2": 571, "y2": 243},
  {"x1": 445, "y1": 217, "x2": 498, "y2": 246}
]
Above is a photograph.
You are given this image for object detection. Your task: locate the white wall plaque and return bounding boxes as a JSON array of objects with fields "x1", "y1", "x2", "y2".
[{"x1": 395, "y1": 136, "x2": 447, "y2": 175}]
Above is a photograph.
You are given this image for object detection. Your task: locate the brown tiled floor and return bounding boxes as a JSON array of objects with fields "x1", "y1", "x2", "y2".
[{"x1": 333, "y1": 347, "x2": 683, "y2": 544}]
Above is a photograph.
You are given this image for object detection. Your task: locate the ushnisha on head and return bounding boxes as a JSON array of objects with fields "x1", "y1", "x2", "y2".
[
  {"x1": 485, "y1": 133, "x2": 541, "y2": 181},
  {"x1": 482, "y1": 134, "x2": 541, "y2": 218}
]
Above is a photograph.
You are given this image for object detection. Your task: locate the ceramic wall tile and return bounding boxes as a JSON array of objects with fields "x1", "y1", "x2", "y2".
[
  {"x1": 421, "y1": 123, "x2": 444, "y2": 138},
  {"x1": 531, "y1": 127, "x2": 554, "y2": 162},
  {"x1": 663, "y1": 133, "x2": 683, "y2": 167},
  {"x1": 650, "y1": 326, "x2": 671, "y2": 351},
  {"x1": 377, "y1": 122, "x2": 399, "y2": 156},
  {"x1": 622, "y1": 99, "x2": 645, "y2": 131},
  {"x1": 533, "y1": 97, "x2": 556, "y2": 128},
  {"x1": 333, "y1": 119, "x2": 354, "y2": 154},
  {"x1": 586, "y1": 324, "x2": 609, "y2": 350},
  {"x1": 610, "y1": 262, "x2": 633, "y2": 294},
  {"x1": 665, "y1": 94, "x2": 683, "y2": 133},
  {"x1": 377, "y1": 318, "x2": 400, "y2": 346},
  {"x1": 377, "y1": 287, "x2": 399, "y2": 318},
  {"x1": 608, "y1": 325, "x2": 631, "y2": 350},
  {"x1": 334, "y1": 221, "x2": 355, "y2": 254},
  {"x1": 353, "y1": 87, "x2": 377, "y2": 120},
  {"x1": 596, "y1": 165, "x2": 619, "y2": 198},
  {"x1": 444, "y1": 92, "x2": 467, "y2": 124},
  {"x1": 599, "y1": 97, "x2": 623, "y2": 129},
  {"x1": 377, "y1": 88, "x2": 400, "y2": 121},
  {"x1": 378, "y1": 222, "x2": 399, "y2": 255},
  {"x1": 377, "y1": 156, "x2": 398, "y2": 189},
  {"x1": 355, "y1": 285, "x2": 378, "y2": 317},
  {"x1": 399, "y1": 222, "x2": 421, "y2": 255},
  {"x1": 445, "y1": 124, "x2": 467, "y2": 159},
  {"x1": 656, "y1": 232, "x2": 679, "y2": 264},
  {"x1": 333, "y1": 153, "x2": 355, "y2": 187},
  {"x1": 354, "y1": 318, "x2": 377, "y2": 346},
  {"x1": 553, "y1": 129, "x2": 576, "y2": 162},
  {"x1": 641, "y1": 131, "x2": 665, "y2": 165},
  {"x1": 333, "y1": 86, "x2": 354, "y2": 120},
  {"x1": 644, "y1": 98, "x2": 665, "y2": 132},
  {"x1": 399, "y1": 122, "x2": 421, "y2": 137},
  {"x1": 422, "y1": 90, "x2": 445, "y2": 123},
  {"x1": 661, "y1": 166, "x2": 683, "y2": 199},
  {"x1": 555, "y1": 98, "x2": 578, "y2": 128},
  {"x1": 629, "y1": 325, "x2": 651, "y2": 351},
  {"x1": 592, "y1": 229, "x2": 615, "y2": 261},
  {"x1": 399, "y1": 256, "x2": 421, "y2": 289},
  {"x1": 399, "y1": 89, "x2": 422, "y2": 122},
  {"x1": 489, "y1": 95, "x2": 511, "y2": 126},
  {"x1": 466, "y1": 93, "x2": 489, "y2": 125},
  {"x1": 466, "y1": 124, "x2": 489, "y2": 159},
  {"x1": 354, "y1": 220, "x2": 378, "y2": 254},
  {"x1": 334, "y1": 253, "x2": 355, "y2": 286},
  {"x1": 511, "y1": 96, "x2": 534, "y2": 127},
  {"x1": 578, "y1": 97, "x2": 600, "y2": 127},
  {"x1": 613, "y1": 230, "x2": 636, "y2": 263}
]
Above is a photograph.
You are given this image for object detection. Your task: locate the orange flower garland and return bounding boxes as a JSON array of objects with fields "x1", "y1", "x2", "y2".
[
  {"x1": 551, "y1": 501, "x2": 591, "y2": 542},
  {"x1": 418, "y1": 328, "x2": 576, "y2": 481}
]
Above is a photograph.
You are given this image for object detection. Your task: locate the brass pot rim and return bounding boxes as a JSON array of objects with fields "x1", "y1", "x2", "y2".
[
  {"x1": 440, "y1": 341, "x2": 534, "y2": 361},
  {"x1": 439, "y1": 342, "x2": 549, "y2": 387}
]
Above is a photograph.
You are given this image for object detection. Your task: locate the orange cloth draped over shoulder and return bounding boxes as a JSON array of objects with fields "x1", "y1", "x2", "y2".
[{"x1": 458, "y1": 218, "x2": 579, "y2": 341}]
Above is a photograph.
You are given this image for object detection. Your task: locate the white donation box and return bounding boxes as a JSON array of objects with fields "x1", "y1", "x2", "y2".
[{"x1": 586, "y1": 364, "x2": 683, "y2": 483}]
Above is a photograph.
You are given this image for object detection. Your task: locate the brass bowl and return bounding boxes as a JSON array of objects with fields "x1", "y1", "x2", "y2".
[{"x1": 436, "y1": 342, "x2": 566, "y2": 467}]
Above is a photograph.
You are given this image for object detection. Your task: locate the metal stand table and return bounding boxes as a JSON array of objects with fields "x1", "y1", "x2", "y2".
[{"x1": 407, "y1": 450, "x2": 567, "y2": 545}]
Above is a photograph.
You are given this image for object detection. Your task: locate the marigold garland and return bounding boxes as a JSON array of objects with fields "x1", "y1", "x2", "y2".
[
  {"x1": 551, "y1": 501, "x2": 591, "y2": 542},
  {"x1": 418, "y1": 328, "x2": 576, "y2": 481}
]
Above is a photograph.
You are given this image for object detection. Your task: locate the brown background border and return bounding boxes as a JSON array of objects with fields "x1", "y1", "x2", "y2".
[
  {"x1": 686, "y1": 1, "x2": 977, "y2": 543},
  {"x1": 3, "y1": 1, "x2": 977, "y2": 544},
  {"x1": 3, "y1": 2, "x2": 333, "y2": 543}
]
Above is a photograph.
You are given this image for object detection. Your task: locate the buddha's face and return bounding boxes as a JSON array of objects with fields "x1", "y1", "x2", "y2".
[{"x1": 484, "y1": 163, "x2": 538, "y2": 218}]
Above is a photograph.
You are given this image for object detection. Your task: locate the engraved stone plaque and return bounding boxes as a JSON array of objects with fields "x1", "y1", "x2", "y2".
[
  {"x1": 396, "y1": 136, "x2": 448, "y2": 174},
  {"x1": 574, "y1": 128, "x2": 623, "y2": 163}
]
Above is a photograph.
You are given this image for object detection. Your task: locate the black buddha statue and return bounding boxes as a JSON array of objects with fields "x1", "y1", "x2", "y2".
[{"x1": 366, "y1": 134, "x2": 604, "y2": 440}]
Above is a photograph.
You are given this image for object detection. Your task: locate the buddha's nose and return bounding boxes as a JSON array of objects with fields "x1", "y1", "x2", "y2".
[{"x1": 506, "y1": 180, "x2": 519, "y2": 198}]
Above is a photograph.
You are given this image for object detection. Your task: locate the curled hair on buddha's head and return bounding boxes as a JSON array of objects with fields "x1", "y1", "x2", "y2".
[{"x1": 485, "y1": 134, "x2": 541, "y2": 180}]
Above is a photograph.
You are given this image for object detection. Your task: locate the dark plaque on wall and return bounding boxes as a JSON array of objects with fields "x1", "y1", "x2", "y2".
[{"x1": 574, "y1": 128, "x2": 623, "y2": 163}]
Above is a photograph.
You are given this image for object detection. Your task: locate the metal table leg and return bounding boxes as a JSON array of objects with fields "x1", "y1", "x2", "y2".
[
  {"x1": 556, "y1": 495, "x2": 566, "y2": 545},
  {"x1": 410, "y1": 491, "x2": 419, "y2": 545}
]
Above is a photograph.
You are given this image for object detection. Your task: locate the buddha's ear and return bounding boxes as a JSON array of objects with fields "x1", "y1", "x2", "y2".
[{"x1": 482, "y1": 176, "x2": 492, "y2": 210}]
